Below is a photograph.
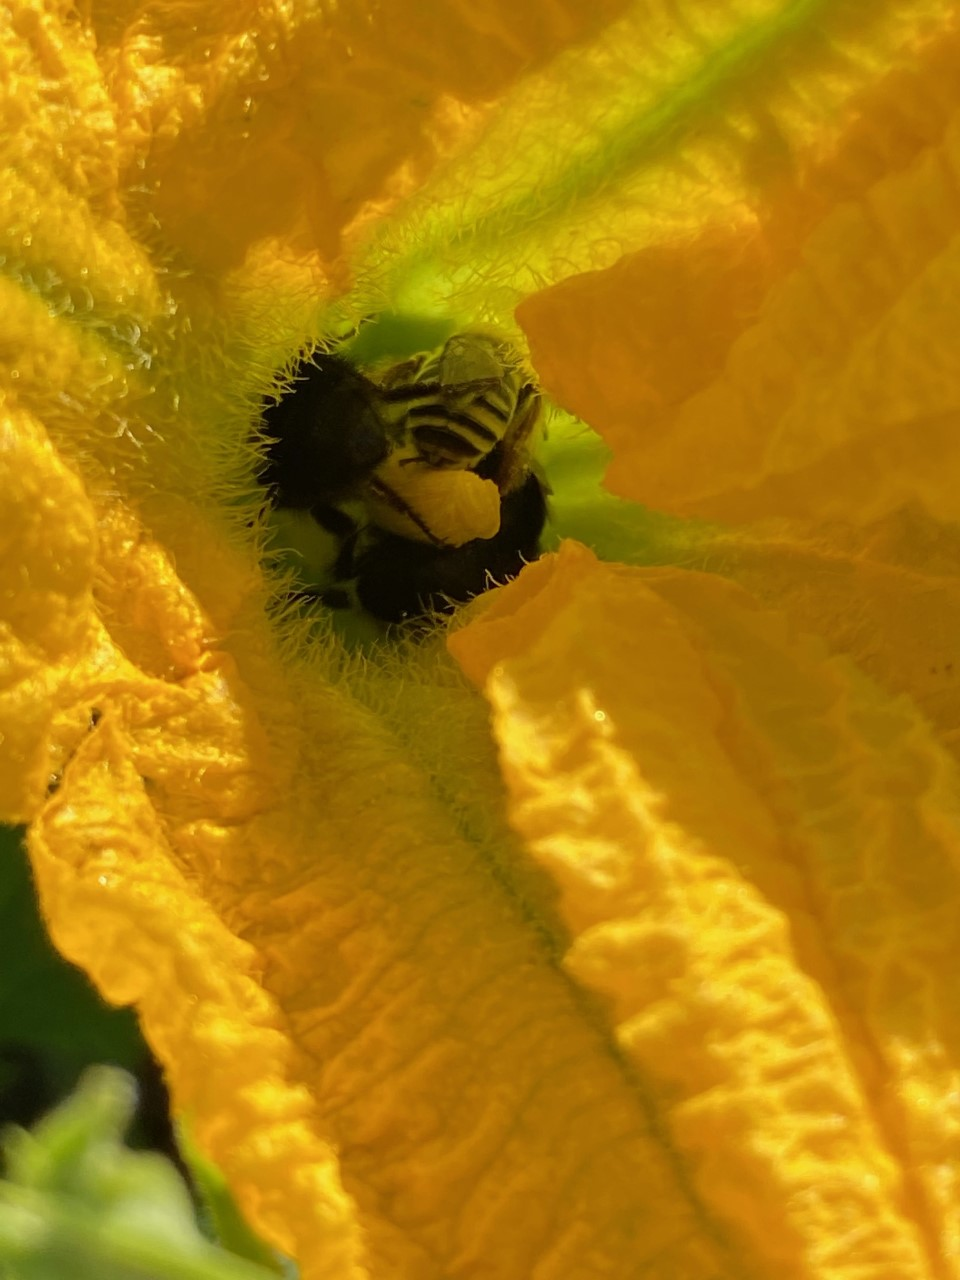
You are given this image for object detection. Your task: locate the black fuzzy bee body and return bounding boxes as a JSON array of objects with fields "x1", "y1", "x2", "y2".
[
  {"x1": 258, "y1": 331, "x2": 547, "y2": 624},
  {"x1": 353, "y1": 471, "x2": 547, "y2": 623},
  {"x1": 259, "y1": 353, "x2": 393, "y2": 513}
]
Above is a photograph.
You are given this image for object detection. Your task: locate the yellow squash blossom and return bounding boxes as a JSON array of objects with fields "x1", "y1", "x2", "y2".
[{"x1": 3, "y1": 0, "x2": 960, "y2": 1276}]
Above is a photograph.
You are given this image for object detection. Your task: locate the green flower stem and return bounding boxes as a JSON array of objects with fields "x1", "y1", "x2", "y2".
[{"x1": 0, "y1": 1182, "x2": 279, "y2": 1280}]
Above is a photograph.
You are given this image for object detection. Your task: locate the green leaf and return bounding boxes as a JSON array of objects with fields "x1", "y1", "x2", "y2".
[{"x1": 0, "y1": 1066, "x2": 281, "y2": 1280}]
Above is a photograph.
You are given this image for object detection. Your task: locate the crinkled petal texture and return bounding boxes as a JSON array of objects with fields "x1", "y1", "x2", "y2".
[
  {"x1": 519, "y1": 10, "x2": 960, "y2": 526},
  {"x1": 450, "y1": 543, "x2": 960, "y2": 1279},
  {"x1": 4, "y1": 1, "x2": 960, "y2": 1279}
]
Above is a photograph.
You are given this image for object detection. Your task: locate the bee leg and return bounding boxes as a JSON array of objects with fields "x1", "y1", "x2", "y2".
[
  {"x1": 273, "y1": 585, "x2": 353, "y2": 613},
  {"x1": 308, "y1": 500, "x2": 361, "y2": 582},
  {"x1": 317, "y1": 588, "x2": 354, "y2": 610},
  {"x1": 332, "y1": 526, "x2": 361, "y2": 582},
  {"x1": 311, "y1": 503, "x2": 357, "y2": 537}
]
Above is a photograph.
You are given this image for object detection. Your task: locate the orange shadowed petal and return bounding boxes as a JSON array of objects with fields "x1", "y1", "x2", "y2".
[
  {"x1": 520, "y1": 19, "x2": 960, "y2": 526},
  {"x1": 704, "y1": 506, "x2": 960, "y2": 762},
  {"x1": 449, "y1": 541, "x2": 960, "y2": 1280},
  {"x1": 93, "y1": 0, "x2": 631, "y2": 270},
  {"x1": 519, "y1": 227, "x2": 775, "y2": 468}
]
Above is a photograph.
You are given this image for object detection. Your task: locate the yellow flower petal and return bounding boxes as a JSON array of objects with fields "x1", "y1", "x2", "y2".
[
  {"x1": 0, "y1": 400, "x2": 98, "y2": 818},
  {"x1": 16, "y1": 469, "x2": 740, "y2": 1277},
  {"x1": 450, "y1": 540, "x2": 960, "y2": 1277},
  {"x1": 519, "y1": 16, "x2": 960, "y2": 524}
]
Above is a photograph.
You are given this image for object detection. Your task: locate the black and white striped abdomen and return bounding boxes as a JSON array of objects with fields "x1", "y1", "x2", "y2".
[{"x1": 377, "y1": 337, "x2": 530, "y2": 471}]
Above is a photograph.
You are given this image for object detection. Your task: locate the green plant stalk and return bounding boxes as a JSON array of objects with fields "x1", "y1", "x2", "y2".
[{"x1": 0, "y1": 1182, "x2": 279, "y2": 1280}]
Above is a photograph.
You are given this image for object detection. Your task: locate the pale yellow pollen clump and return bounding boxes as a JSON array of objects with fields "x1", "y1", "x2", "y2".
[{"x1": 368, "y1": 458, "x2": 502, "y2": 547}]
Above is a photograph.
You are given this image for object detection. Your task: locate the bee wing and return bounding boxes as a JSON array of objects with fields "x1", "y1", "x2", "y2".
[
  {"x1": 490, "y1": 386, "x2": 544, "y2": 494},
  {"x1": 439, "y1": 333, "x2": 504, "y2": 393},
  {"x1": 377, "y1": 354, "x2": 427, "y2": 390}
]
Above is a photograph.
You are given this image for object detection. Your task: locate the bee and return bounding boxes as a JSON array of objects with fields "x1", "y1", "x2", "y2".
[
  {"x1": 351, "y1": 470, "x2": 547, "y2": 623},
  {"x1": 372, "y1": 330, "x2": 542, "y2": 491},
  {"x1": 259, "y1": 328, "x2": 548, "y2": 623}
]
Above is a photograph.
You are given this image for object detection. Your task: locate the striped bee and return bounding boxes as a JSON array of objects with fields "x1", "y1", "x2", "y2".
[
  {"x1": 372, "y1": 330, "x2": 543, "y2": 495},
  {"x1": 259, "y1": 326, "x2": 548, "y2": 622}
]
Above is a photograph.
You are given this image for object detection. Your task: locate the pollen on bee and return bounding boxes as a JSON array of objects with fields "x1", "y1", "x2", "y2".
[{"x1": 368, "y1": 461, "x2": 501, "y2": 547}]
